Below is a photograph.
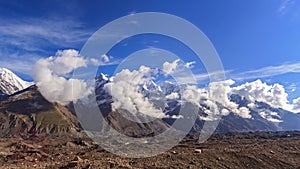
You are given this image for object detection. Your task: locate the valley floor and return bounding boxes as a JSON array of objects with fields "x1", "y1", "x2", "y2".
[{"x1": 0, "y1": 131, "x2": 299, "y2": 169}]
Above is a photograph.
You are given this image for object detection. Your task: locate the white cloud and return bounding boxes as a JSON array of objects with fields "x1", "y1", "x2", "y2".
[
  {"x1": 278, "y1": 0, "x2": 295, "y2": 15},
  {"x1": 101, "y1": 54, "x2": 112, "y2": 63},
  {"x1": 259, "y1": 111, "x2": 283, "y2": 123},
  {"x1": 181, "y1": 77, "x2": 300, "y2": 119},
  {"x1": 161, "y1": 59, "x2": 199, "y2": 84},
  {"x1": 104, "y1": 66, "x2": 168, "y2": 119},
  {"x1": 90, "y1": 58, "x2": 101, "y2": 66},
  {"x1": 0, "y1": 17, "x2": 92, "y2": 78},
  {"x1": 0, "y1": 59, "x2": 36, "y2": 76},
  {"x1": 231, "y1": 79, "x2": 300, "y2": 113},
  {"x1": 182, "y1": 79, "x2": 251, "y2": 120},
  {"x1": 191, "y1": 70, "x2": 231, "y2": 83},
  {"x1": 287, "y1": 83, "x2": 297, "y2": 93},
  {"x1": 162, "y1": 59, "x2": 180, "y2": 76},
  {"x1": 184, "y1": 61, "x2": 196, "y2": 69},
  {"x1": 0, "y1": 18, "x2": 92, "y2": 52},
  {"x1": 221, "y1": 108, "x2": 230, "y2": 116},
  {"x1": 238, "y1": 107, "x2": 251, "y2": 119},
  {"x1": 208, "y1": 80, "x2": 251, "y2": 118},
  {"x1": 182, "y1": 85, "x2": 207, "y2": 107},
  {"x1": 231, "y1": 62, "x2": 300, "y2": 81},
  {"x1": 34, "y1": 49, "x2": 92, "y2": 105},
  {"x1": 89, "y1": 55, "x2": 121, "y2": 67},
  {"x1": 166, "y1": 92, "x2": 180, "y2": 100},
  {"x1": 232, "y1": 80, "x2": 288, "y2": 108},
  {"x1": 291, "y1": 97, "x2": 300, "y2": 112},
  {"x1": 0, "y1": 51, "x2": 42, "y2": 76},
  {"x1": 48, "y1": 49, "x2": 87, "y2": 75},
  {"x1": 191, "y1": 62, "x2": 300, "y2": 83},
  {"x1": 247, "y1": 102, "x2": 256, "y2": 109}
]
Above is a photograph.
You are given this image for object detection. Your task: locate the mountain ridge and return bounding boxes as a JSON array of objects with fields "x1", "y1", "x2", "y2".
[
  {"x1": 0, "y1": 68, "x2": 34, "y2": 95},
  {"x1": 0, "y1": 69, "x2": 299, "y2": 138},
  {"x1": 0, "y1": 85, "x2": 80, "y2": 137},
  {"x1": 95, "y1": 73, "x2": 300, "y2": 134}
]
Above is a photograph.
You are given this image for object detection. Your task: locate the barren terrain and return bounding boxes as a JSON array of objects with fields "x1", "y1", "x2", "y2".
[{"x1": 0, "y1": 131, "x2": 299, "y2": 169}]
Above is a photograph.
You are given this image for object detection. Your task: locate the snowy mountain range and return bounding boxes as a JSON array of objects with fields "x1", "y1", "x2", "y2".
[
  {"x1": 95, "y1": 73, "x2": 300, "y2": 133},
  {"x1": 0, "y1": 68, "x2": 299, "y2": 137},
  {"x1": 0, "y1": 68, "x2": 34, "y2": 95}
]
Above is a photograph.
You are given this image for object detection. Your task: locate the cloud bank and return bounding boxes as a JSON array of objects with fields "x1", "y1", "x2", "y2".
[
  {"x1": 104, "y1": 66, "x2": 167, "y2": 119},
  {"x1": 104, "y1": 60, "x2": 253, "y2": 121},
  {"x1": 231, "y1": 79, "x2": 300, "y2": 113},
  {"x1": 182, "y1": 80, "x2": 251, "y2": 120},
  {"x1": 34, "y1": 49, "x2": 92, "y2": 105},
  {"x1": 34, "y1": 52, "x2": 300, "y2": 122}
]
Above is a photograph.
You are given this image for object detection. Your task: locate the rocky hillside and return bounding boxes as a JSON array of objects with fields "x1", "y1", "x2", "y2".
[{"x1": 0, "y1": 85, "x2": 80, "y2": 137}]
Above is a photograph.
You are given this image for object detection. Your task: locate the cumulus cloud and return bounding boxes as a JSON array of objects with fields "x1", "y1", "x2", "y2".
[
  {"x1": 291, "y1": 97, "x2": 300, "y2": 112},
  {"x1": 182, "y1": 85, "x2": 207, "y2": 107},
  {"x1": 181, "y1": 79, "x2": 251, "y2": 120},
  {"x1": 104, "y1": 61, "x2": 300, "y2": 121},
  {"x1": 231, "y1": 79, "x2": 300, "y2": 113},
  {"x1": 104, "y1": 61, "x2": 250, "y2": 121},
  {"x1": 166, "y1": 92, "x2": 180, "y2": 100},
  {"x1": 247, "y1": 102, "x2": 256, "y2": 109},
  {"x1": 104, "y1": 66, "x2": 167, "y2": 119},
  {"x1": 162, "y1": 59, "x2": 180, "y2": 76},
  {"x1": 184, "y1": 61, "x2": 196, "y2": 69},
  {"x1": 238, "y1": 107, "x2": 251, "y2": 119},
  {"x1": 259, "y1": 111, "x2": 283, "y2": 123},
  {"x1": 101, "y1": 59, "x2": 300, "y2": 120},
  {"x1": 89, "y1": 54, "x2": 120, "y2": 67},
  {"x1": 232, "y1": 80, "x2": 288, "y2": 108},
  {"x1": 101, "y1": 54, "x2": 112, "y2": 63},
  {"x1": 34, "y1": 49, "x2": 92, "y2": 105},
  {"x1": 208, "y1": 80, "x2": 251, "y2": 118},
  {"x1": 48, "y1": 50, "x2": 87, "y2": 75}
]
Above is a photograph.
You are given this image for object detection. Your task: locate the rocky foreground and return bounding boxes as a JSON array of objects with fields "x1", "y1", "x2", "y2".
[{"x1": 0, "y1": 131, "x2": 299, "y2": 169}]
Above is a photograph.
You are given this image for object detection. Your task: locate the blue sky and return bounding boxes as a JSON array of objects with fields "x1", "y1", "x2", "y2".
[{"x1": 0, "y1": 0, "x2": 300, "y2": 99}]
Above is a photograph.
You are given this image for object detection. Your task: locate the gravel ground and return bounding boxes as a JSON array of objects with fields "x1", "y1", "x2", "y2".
[{"x1": 0, "y1": 131, "x2": 299, "y2": 169}]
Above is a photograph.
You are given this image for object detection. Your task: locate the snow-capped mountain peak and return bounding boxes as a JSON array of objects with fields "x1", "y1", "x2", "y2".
[
  {"x1": 95, "y1": 73, "x2": 111, "y2": 88},
  {"x1": 160, "y1": 81, "x2": 180, "y2": 95},
  {"x1": 0, "y1": 68, "x2": 34, "y2": 95}
]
